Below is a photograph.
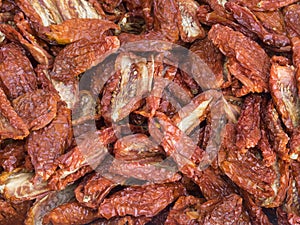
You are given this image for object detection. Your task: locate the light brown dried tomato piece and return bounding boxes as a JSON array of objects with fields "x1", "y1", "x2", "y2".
[
  {"x1": 51, "y1": 79, "x2": 79, "y2": 109},
  {"x1": 12, "y1": 89, "x2": 58, "y2": 131},
  {"x1": 43, "y1": 201, "x2": 99, "y2": 225},
  {"x1": 283, "y1": 4, "x2": 300, "y2": 38},
  {"x1": 236, "y1": 94, "x2": 261, "y2": 153},
  {"x1": 176, "y1": 0, "x2": 205, "y2": 42},
  {"x1": 26, "y1": 102, "x2": 73, "y2": 182},
  {"x1": 74, "y1": 173, "x2": 117, "y2": 209},
  {"x1": 165, "y1": 195, "x2": 204, "y2": 225},
  {"x1": 45, "y1": 18, "x2": 119, "y2": 44},
  {"x1": 208, "y1": 24, "x2": 270, "y2": 96},
  {"x1": 0, "y1": 43, "x2": 37, "y2": 99},
  {"x1": 0, "y1": 87, "x2": 29, "y2": 141},
  {"x1": 269, "y1": 56, "x2": 300, "y2": 132},
  {"x1": 98, "y1": 182, "x2": 186, "y2": 219}
]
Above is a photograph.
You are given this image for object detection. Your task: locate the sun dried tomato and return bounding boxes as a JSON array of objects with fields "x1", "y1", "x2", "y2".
[
  {"x1": 110, "y1": 53, "x2": 154, "y2": 122},
  {"x1": 173, "y1": 91, "x2": 214, "y2": 136},
  {"x1": 15, "y1": 0, "x2": 104, "y2": 34},
  {"x1": 206, "y1": 0, "x2": 233, "y2": 19},
  {"x1": 43, "y1": 201, "x2": 99, "y2": 225},
  {"x1": 277, "y1": 164, "x2": 300, "y2": 224},
  {"x1": 24, "y1": 185, "x2": 75, "y2": 224},
  {"x1": 0, "y1": 43, "x2": 37, "y2": 99},
  {"x1": 176, "y1": 0, "x2": 205, "y2": 42},
  {"x1": 50, "y1": 36, "x2": 120, "y2": 83},
  {"x1": 269, "y1": 56, "x2": 300, "y2": 132},
  {"x1": 48, "y1": 128, "x2": 116, "y2": 190},
  {"x1": 197, "y1": 6, "x2": 259, "y2": 40},
  {"x1": 100, "y1": 71, "x2": 121, "y2": 124},
  {"x1": 0, "y1": 141, "x2": 26, "y2": 172},
  {"x1": 262, "y1": 100, "x2": 290, "y2": 160},
  {"x1": 110, "y1": 157, "x2": 181, "y2": 183},
  {"x1": 74, "y1": 173, "x2": 117, "y2": 209},
  {"x1": 0, "y1": 22, "x2": 53, "y2": 66},
  {"x1": 240, "y1": 190, "x2": 272, "y2": 225},
  {"x1": 98, "y1": 182, "x2": 186, "y2": 219},
  {"x1": 189, "y1": 37, "x2": 224, "y2": 88},
  {"x1": 149, "y1": 112, "x2": 207, "y2": 175},
  {"x1": 26, "y1": 102, "x2": 72, "y2": 182},
  {"x1": 119, "y1": 0, "x2": 179, "y2": 43},
  {"x1": 45, "y1": 18, "x2": 119, "y2": 44},
  {"x1": 198, "y1": 194, "x2": 250, "y2": 224},
  {"x1": 0, "y1": 170, "x2": 50, "y2": 202},
  {"x1": 225, "y1": 2, "x2": 290, "y2": 48},
  {"x1": 236, "y1": 94, "x2": 261, "y2": 153},
  {"x1": 192, "y1": 166, "x2": 235, "y2": 200},
  {"x1": 165, "y1": 195, "x2": 204, "y2": 225},
  {"x1": 253, "y1": 10, "x2": 286, "y2": 35},
  {"x1": 208, "y1": 24, "x2": 270, "y2": 96},
  {"x1": 0, "y1": 198, "x2": 32, "y2": 225},
  {"x1": 229, "y1": 0, "x2": 299, "y2": 11},
  {"x1": 219, "y1": 124, "x2": 289, "y2": 207},
  {"x1": 12, "y1": 89, "x2": 58, "y2": 131},
  {"x1": 257, "y1": 128, "x2": 277, "y2": 167},
  {"x1": 0, "y1": 87, "x2": 29, "y2": 141}
]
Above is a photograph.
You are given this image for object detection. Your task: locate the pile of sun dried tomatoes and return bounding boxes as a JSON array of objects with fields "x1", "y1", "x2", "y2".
[{"x1": 0, "y1": 0, "x2": 299, "y2": 224}]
